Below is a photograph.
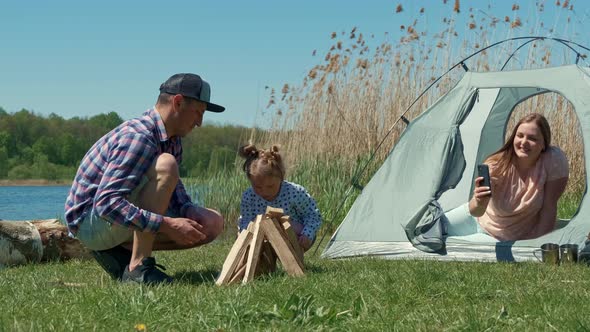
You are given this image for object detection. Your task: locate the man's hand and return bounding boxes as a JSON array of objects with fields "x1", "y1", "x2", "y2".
[
  {"x1": 159, "y1": 216, "x2": 206, "y2": 247},
  {"x1": 298, "y1": 235, "x2": 313, "y2": 251}
]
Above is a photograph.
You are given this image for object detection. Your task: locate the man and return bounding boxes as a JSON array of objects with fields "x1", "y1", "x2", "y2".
[{"x1": 64, "y1": 73, "x2": 225, "y2": 284}]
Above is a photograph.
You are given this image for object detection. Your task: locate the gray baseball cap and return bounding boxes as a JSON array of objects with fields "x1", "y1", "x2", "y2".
[{"x1": 159, "y1": 73, "x2": 225, "y2": 113}]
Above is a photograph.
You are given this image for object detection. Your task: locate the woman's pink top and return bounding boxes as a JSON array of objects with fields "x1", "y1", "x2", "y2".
[{"x1": 477, "y1": 146, "x2": 569, "y2": 241}]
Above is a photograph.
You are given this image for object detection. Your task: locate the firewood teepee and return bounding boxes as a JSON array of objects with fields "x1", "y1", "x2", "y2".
[{"x1": 216, "y1": 207, "x2": 305, "y2": 285}]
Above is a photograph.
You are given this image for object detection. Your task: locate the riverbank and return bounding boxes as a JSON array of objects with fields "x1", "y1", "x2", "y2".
[{"x1": 0, "y1": 179, "x2": 70, "y2": 186}]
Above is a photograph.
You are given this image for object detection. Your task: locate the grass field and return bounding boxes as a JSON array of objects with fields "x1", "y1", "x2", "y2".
[
  {"x1": 3, "y1": 239, "x2": 590, "y2": 331},
  {"x1": 1, "y1": 171, "x2": 588, "y2": 331}
]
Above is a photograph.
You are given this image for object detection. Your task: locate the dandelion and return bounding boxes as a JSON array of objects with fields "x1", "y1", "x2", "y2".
[
  {"x1": 134, "y1": 324, "x2": 147, "y2": 331},
  {"x1": 396, "y1": 4, "x2": 403, "y2": 13}
]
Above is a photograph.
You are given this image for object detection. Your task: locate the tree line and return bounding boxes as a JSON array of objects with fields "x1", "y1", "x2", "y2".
[{"x1": 0, "y1": 107, "x2": 253, "y2": 180}]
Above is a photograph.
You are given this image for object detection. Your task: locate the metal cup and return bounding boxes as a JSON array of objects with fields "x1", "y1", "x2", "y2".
[
  {"x1": 559, "y1": 244, "x2": 578, "y2": 264},
  {"x1": 533, "y1": 243, "x2": 560, "y2": 265}
]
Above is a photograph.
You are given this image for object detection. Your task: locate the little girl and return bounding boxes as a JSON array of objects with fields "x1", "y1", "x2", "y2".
[{"x1": 237, "y1": 144, "x2": 322, "y2": 251}]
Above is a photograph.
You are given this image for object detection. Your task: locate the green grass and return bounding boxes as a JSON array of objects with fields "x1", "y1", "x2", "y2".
[
  {"x1": 2, "y1": 166, "x2": 587, "y2": 331},
  {"x1": 3, "y1": 241, "x2": 590, "y2": 331}
]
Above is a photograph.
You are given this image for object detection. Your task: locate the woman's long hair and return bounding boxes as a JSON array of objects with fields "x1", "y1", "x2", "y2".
[{"x1": 485, "y1": 113, "x2": 551, "y2": 175}]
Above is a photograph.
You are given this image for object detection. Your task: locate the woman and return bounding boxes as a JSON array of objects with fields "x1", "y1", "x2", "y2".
[{"x1": 469, "y1": 113, "x2": 569, "y2": 241}]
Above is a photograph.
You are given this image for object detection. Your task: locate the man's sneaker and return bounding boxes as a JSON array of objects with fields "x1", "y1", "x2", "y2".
[
  {"x1": 91, "y1": 245, "x2": 132, "y2": 280},
  {"x1": 122, "y1": 257, "x2": 173, "y2": 285}
]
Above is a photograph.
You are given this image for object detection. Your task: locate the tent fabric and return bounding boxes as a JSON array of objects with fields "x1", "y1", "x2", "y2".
[{"x1": 322, "y1": 65, "x2": 590, "y2": 262}]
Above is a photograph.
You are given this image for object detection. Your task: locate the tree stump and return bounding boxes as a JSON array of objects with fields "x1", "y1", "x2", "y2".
[{"x1": 0, "y1": 219, "x2": 91, "y2": 267}]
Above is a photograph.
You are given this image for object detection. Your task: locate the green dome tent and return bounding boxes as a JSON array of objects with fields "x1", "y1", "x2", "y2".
[{"x1": 321, "y1": 37, "x2": 590, "y2": 262}]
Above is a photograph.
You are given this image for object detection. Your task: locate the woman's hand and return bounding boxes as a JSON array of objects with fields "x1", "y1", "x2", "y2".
[{"x1": 468, "y1": 176, "x2": 492, "y2": 217}]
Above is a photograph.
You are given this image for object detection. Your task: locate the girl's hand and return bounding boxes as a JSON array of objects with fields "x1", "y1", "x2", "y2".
[{"x1": 298, "y1": 235, "x2": 313, "y2": 251}]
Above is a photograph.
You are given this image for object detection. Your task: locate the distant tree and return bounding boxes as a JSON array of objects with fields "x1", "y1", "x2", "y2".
[
  {"x1": 0, "y1": 147, "x2": 8, "y2": 178},
  {"x1": 0, "y1": 106, "x2": 258, "y2": 180}
]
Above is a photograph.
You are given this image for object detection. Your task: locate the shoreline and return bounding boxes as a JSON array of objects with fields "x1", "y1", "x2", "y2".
[{"x1": 0, "y1": 179, "x2": 70, "y2": 186}]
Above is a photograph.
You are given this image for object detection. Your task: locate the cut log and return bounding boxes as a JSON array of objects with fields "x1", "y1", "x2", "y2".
[
  {"x1": 30, "y1": 219, "x2": 91, "y2": 261},
  {"x1": 0, "y1": 219, "x2": 91, "y2": 267}
]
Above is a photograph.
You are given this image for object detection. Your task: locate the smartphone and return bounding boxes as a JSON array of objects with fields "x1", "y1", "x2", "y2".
[{"x1": 477, "y1": 164, "x2": 491, "y2": 193}]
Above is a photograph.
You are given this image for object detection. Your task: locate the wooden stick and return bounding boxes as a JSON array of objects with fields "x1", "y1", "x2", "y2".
[
  {"x1": 243, "y1": 215, "x2": 265, "y2": 283},
  {"x1": 265, "y1": 207, "x2": 284, "y2": 220},
  {"x1": 281, "y1": 220, "x2": 304, "y2": 263},
  {"x1": 260, "y1": 217, "x2": 305, "y2": 276},
  {"x1": 256, "y1": 240, "x2": 277, "y2": 276},
  {"x1": 229, "y1": 249, "x2": 249, "y2": 284},
  {"x1": 216, "y1": 229, "x2": 253, "y2": 285}
]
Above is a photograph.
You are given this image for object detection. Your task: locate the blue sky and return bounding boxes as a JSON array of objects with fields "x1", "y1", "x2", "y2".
[{"x1": 1, "y1": 0, "x2": 589, "y2": 127}]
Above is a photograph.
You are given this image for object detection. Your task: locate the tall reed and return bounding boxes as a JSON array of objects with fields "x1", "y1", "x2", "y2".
[{"x1": 260, "y1": 1, "x2": 587, "y2": 197}]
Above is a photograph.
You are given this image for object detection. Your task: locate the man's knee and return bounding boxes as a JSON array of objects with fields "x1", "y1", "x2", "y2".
[
  {"x1": 150, "y1": 153, "x2": 179, "y2": 187},
  {"x1": 202, "y1": 209, "x2": 224, "y2": 243}
]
